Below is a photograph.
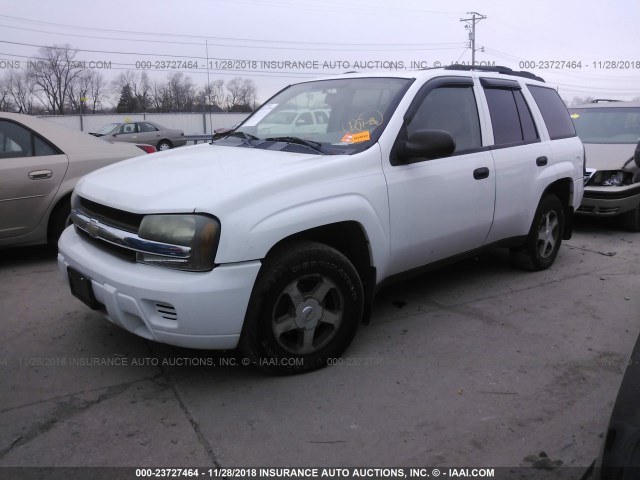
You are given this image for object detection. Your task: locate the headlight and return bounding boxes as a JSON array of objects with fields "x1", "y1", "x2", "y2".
[
  {"x1": 588, "y1": 170, "x2": 633, "y2": 187},
  {"x1": 136, "y1": 214, "x2": 220, "y2": 272}
]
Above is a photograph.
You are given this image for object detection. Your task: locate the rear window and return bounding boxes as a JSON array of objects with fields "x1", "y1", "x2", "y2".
[
  {"x1": 528, "y1": 85, "x2": 576, "y2": 140},
  {"x1": 483, "y1": 88, "x2": 539, "y2": 145},
  {"x1": 570, "y1": 107, "x2": 640, "y2": 144}
]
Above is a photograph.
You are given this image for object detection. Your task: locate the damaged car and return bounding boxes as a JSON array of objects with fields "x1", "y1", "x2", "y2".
[{"x1": 570, "y1": 101, "x2": 640, "y2": 231}]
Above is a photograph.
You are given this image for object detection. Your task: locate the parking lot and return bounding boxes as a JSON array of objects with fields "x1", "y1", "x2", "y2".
[{"x1": 0, "y1": 217, "x2": 638, "y2": 475}]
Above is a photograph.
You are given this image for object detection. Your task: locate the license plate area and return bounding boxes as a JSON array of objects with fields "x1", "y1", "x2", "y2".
[{"x1": 67, "y1": 267, "x2": 103, "y2": 310}]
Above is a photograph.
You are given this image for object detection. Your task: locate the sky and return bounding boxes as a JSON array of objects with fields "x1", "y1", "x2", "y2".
[{"x1": 0, "y1": 0, "x2": 639, "y2": 105}]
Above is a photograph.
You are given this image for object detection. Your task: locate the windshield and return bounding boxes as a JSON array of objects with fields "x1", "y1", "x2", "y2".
[
  {"x1": 95, "y1": 123, "x2": 120, "y2": 135},
  {"x1": 231, "y1": 77, "x2": 411, "y2": 154},
  {"x1": 570, "y1": 107, "x2": 640, "y2": 144}
]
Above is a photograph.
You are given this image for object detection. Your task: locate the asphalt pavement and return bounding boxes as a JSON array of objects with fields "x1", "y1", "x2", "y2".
[{"x1": 1, "y1": 217, "x2": 638, "y2": 477}]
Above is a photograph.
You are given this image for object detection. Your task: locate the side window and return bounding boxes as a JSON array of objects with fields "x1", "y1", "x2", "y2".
[
  {"x1": 138, "y1": 122, "x2": 157, "y2": 133},
  {"x1": 406, "y1": 86, "x2": 482, "y2": 153},
  {"x1": 314, "y1": 111, "x2": 328, "y2": 124},
  {"x1": 119, "y1": 123, "x2": 136, "y2": 134},
  {"x1": 0, "y1": 120, "x2": 33, "y2": 157},
  {"x1": 34, "y1": 135, "x2": 58, "y2": 156},
  {"x1": 484, "y1": 88, "x2": 540, "y2": 145},
  {"x1": 528, "y1": 85, "x2": 576, "y2": 140},
  {"x1": 296, "y1": 112, "x2": 313, "y2": 126},
  {"x1": 0, "y1": 120, "x2": 60, "y2": 158},
  {"x1": 514, "y1": 91, "x2": 539, "y2": 142}
]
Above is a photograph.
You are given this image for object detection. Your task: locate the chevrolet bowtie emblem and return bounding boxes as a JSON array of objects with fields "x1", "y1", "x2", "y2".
[{"x1": 87, "y1": 219, "x2": 100, "y2": 238}]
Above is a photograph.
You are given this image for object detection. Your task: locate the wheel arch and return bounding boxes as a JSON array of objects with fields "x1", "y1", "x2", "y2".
[
  {"x1": 541, "y1": 177, "x2": 574, "y2": 240},
  {"x1": 261, "y1": 221, "x2": 376, "y2": 323},
  {"x1": 47, "y1": 190, "x2": 73, "y2": 243}
]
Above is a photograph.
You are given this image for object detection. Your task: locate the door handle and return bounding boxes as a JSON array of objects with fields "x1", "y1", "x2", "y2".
[
  {"x1": 536, "y1": 156, "x2": 548, "y2": 166},
  {"x1": 28, "y1": 170, "x2": 52, "y2": 180},
  {"x1": 473, "y1": 167, "x2": 490, "y2": 180}
]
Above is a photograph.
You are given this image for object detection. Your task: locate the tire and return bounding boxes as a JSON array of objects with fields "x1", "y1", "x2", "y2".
[
  {"x1": 240, "y1": 241, "x2": 364, "y2": 374},
  {"x1": 512, "y1": 194, "x2": 564, "y2": 271},
  {"x1": 157, "y1": 140, "x2": 173, "y2": 151},
  {"x1": 48, "y1": 199, "x2": 72, "y2": 245},
  {"x1": 620, "y1": 204, "x2": 640, "y2": 232}
]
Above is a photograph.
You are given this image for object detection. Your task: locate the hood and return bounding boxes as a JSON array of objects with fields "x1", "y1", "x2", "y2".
[
  {"x1": 584, "y1": 143, "x2": 637, "y2": 170},
  {"x1": 75, "y1": 143, "x2": 334, "y2": 213}
]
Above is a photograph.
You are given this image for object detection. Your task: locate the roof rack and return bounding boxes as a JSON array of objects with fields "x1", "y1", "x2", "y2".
[
  {"x1": 591, "y1": 99, "x2": 622, "y2": 103},
  {"x1": 444, "y1": 64, "x2": 545, "y2": 83}
]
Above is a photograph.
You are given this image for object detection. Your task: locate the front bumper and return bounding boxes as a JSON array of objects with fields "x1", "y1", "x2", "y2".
[
  {"x1": 57, "y1": 226, "x2": 261, "y2": 350},
  {"x1": 577, "y1": 183, "x2": 640, "y2": 217}
]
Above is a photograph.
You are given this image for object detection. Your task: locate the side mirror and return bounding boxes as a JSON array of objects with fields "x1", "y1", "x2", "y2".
[
  {"x1": 635, "y1": 139, "x2": 640, "y2": 168},
  {"x1": 396, "y1": 129, "x2": 456, "y2": 164}
]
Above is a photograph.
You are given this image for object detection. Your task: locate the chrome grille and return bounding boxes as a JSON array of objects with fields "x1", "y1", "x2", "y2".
[
  {"x1": 72, "y1": 197, "x2": 191, "y2": 260},
  {"x1": 77, "y1": 197, "x2": 144, "y2": 233}
]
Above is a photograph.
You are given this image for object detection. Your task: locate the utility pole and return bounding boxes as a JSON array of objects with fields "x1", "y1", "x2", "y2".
[{"x1": 460, "y1": 12, "x2": 486, "y2": 66}]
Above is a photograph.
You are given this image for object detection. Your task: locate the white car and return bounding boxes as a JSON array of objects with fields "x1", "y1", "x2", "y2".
[
  {"x1": 58, "y1": 66, "x2": 584, "y2": 373},
  {"x1": 256, "y1": 108, "x2": 329, "y2": 137},
  {"x1": 0, "y1": 113, "x2": 154, "y2": 249}
]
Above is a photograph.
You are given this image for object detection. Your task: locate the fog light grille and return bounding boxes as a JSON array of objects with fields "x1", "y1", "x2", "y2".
[{"x1": 155, "y1": 303, "x2": 177, "y2": 321}]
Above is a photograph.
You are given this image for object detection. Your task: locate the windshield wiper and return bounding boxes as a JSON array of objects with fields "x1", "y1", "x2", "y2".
[{"x1": 264, "y1": 136, "x2": 326, "y2": 154}]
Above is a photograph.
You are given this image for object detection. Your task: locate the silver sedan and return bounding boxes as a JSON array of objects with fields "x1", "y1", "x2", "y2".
[
  {"x1": 91, "y1": 121, "x2": 187, "y2": 150},
  {"x1": 0, "y1": 112, "x2": 153, "y2": 248}
]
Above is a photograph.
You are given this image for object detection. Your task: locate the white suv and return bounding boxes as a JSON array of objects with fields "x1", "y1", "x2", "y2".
[{"x1": 58, "y1": 66, "x2": 584, "y2": 373}]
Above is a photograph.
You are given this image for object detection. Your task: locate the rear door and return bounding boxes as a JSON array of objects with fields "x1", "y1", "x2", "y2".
[
  {"x1": 479, "y1": 78, "x2": 551, "y2": 242},
  {"x1": 0, "y1": 119, "x2": 68, "y2": 239},
  {"x1": 136, "y1": 122, "x2": 161, "y2": 144}
]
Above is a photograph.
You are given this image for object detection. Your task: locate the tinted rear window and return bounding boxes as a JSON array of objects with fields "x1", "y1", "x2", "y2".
[
  {"x1": 484, "y1": 88, "x2": 539, "y2": 145},
  {"x1": 528, "y1": 85, "x2": 576, "y2": 140}
]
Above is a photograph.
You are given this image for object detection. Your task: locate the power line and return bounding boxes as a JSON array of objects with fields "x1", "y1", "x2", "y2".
[{"x1": 0, "y1": 14, "x2": 464, "y2": 49}]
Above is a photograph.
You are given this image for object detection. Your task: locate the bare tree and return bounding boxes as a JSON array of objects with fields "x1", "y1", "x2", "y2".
[
  {"x1": 201, "y1": 79, "x2": 225, "y2": 110},
  {"x1": 28, "y1": 45, "x2": 85, "y2": 114},
  {"x1": 0, "y1": 75, "x2": 13, "y2": 111},
  {"x1": 6, "y1": 70, "x2": 35, "y2": 113},
  {"x1": 225, "y1": 77, "x2": 256, "y2": 111},
  {"x1": 87, "y1": 71, "x2": 107, "y2": 113},
  {"x1": 150, "y1": 80, "x2": 171, "y2": 112},
  {"x1": 166, "y1": 72, "x2": 196, "y2": 111},
  {"x1": 112, "y1": 71, "x2": 151, "y2": 112},
  {"x1": 68, "y1": 70, "x2": 108, "y2": 113}
]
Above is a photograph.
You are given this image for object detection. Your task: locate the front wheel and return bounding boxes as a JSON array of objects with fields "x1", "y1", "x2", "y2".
[
  {"x1": 512, "y1": 194, "x2": 565, "y2": 271},
  {"x1": 240, "y1": 241, "x2": 364, "y2": 374}
]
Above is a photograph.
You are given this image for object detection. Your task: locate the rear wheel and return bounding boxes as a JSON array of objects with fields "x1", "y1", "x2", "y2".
[
  {"x1": 620, "y1": 204, "x2": 640, "y2": 232},
  {"x1": 157, "y1": 140, "x2": 173, "y2": 151},
  {"x1": 512, "y1": 194, "x2": 564, "y2": 271},
  {"x1": 48, "y1": 199, "x2": 72, "y2": 245},
  {"x1": 240, "y1": 241, "x2": 363, "y2": 374}
]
